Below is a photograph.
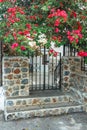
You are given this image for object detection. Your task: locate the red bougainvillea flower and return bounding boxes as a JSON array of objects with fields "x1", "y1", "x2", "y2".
[
  {"x1": 13, "y1": 32, "x2": 17, "y2": 40},
  {"x1": 53, "y1": 52, "x2": 58, "y2": 57},
  {"x1": 18, "y1": 8, "x2": 25, "y2": 15},
  {"x1": 29, "y1": 15, "x2": 37, "y2": 20},
  {"x1": 71, "y1": 11, "x2": 77, "y2": 18},
  {"x1": 48, "y1": 9, "x2": 68, "y2": 21},
  {"x1": 77, "y1": 22, "x2": 82, "y2": 31},
  {"x1": 55, "y1": 28, "x2": 59, "y2": 33},
  {"x1": 58, "y1": 36, "x2": 62, "y2": 42},
  {"x1": 49, "y1": 49, "x2": 58, "y2": 57},
  {"x1": 20, "y1": 46, "x2": 26, "y2": 51},
  {"x1": 52, "y1": 36, "x2": 57, "y2": 41},
  {"x1": 23, "y1": 30, "x2": 30, "y2": 35},
  {"x1": 49, "y1": 49, "x2": 54, "y2": 54},
  {"x1": 11, "y1": 43, "x2": 18, "y2": 49},
  {"x1": 26, "y1": 24, "x2": 31, "y2": 30},
  {"x1": 67, "y1": 29, "x2": 82, "y2": 44},
  {"x1": 77, "y1": 51, "x2": 87, "y2": 57},
  {"x1": 50, "y1": 8, "x2": 55, "y2": 13},
  {"x1": 7, "y1": 7, "x2": 16, "y2": 13},
  {"x1": 54, "y1": 19, "x2": 60, "y2": 26},
  {"x1": 0, "y1": 0, "x2": 3, "y2": 2},
  {"x1": 6, "y1": 6, "x2": 25, "y2": 25},
  {"x1": 18, "y1": 31, "x2": 24, "y2": 35}
]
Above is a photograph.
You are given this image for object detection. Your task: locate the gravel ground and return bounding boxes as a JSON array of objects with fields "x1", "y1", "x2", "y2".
[{"x1": 0, "y1": 112, "x2": 87, "y2": 130}]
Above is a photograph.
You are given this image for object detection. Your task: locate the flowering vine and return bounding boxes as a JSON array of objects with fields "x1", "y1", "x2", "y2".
[{"x1": 0, "y1": 0, "x2": 87, "y2": 56}]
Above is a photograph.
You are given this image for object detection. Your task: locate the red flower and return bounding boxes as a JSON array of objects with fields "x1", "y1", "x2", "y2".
[
  {"x1": 18, "y1": 31, "x2": 24, "y2": 35},
  {"x1": 52, "y1": 36, "x2": 57, "y2": 41},
  {"x1": 13, "y1": 32, "x2": 17, "y2": 40},
  {"x1": 23, "y1": 30, "x2": 29, "y2": 35},
  {"x1": 55, "y1": 28, "x2": 59, "y2": 33},
  {"x1": 15, "y1": 18, "x2": 20, "y2": 22},
  {"x1": 11, "y1": 43, "x2": 18, "y2": 49},
  {"x1": 49, "y1": 49, "x2": 54, "y2": 53},
  {"x1": 6, "y1": 22, "x2": 10, "y2": 27},
  {"x1": 48, "y1": 13, "x2": 54, "y2": 18},
  {"x1": 67, "y1": 29, "x2": 82, "y2": 44},
  {"x1": 77, "y1": 51, "x2": 87, "y2": 57},
  {"x1": 0, "y1": 0, "x2": 4, "y2": 2},
  {"x1": 26, "y1": 24, "x2": 31, "y2": 30},
  {"x1": 77, "y1": 22, "x2": 82, "y2": 31},
  {"x1": 19, "y1": 10, "x2": 25, "y2": 15},
  {"x1": 7, "y1": 7, "x2": 16, "y2": 13},
  {"x1": 53, "y1": 52, "x2": 58, "y2": 57},
  {"x1": 50, "y1": 8, "x2": 55, "y2": 13},
  {"x1": 54, "y1": 19, "x2": 60, "y2": 26},
  {"x1": 72, "y1": 11, "x2": 77, "y2": 18},
  {"x1": 29, "y1": 15, "x2": 36, "y2": 20},
  {"x1": 20, "y1": 46, "x2": 26, "y2": 51},
  {"x1": 58, "y1": 36, "x2": 62, "y2": 42},
  {"x1": 49, "y1": 49, "x2": 58, "y2": 57}
]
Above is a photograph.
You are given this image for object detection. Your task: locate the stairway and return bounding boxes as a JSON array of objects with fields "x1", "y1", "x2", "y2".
[{"x1": 4, "y1": 90, "x2": 85, "y2": 121}]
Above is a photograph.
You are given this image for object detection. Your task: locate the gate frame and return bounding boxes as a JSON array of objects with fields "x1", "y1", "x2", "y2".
[{"x1": 28, "y1": 46, "x2": 62, "y2": 91}]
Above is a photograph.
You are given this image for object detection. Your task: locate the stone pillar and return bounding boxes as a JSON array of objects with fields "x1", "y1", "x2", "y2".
[
  {"x1": 61, "y1": 56, "x2": 81, "y2": 91},
  {"x1": 61, "y1": 56, "x2": 87, "y2": 110},
  {"x1": 2, "y1": 57, "x2": 29, "y2": 97}
]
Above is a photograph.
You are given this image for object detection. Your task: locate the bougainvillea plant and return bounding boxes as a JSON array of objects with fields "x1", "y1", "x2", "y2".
[{"x1": 0, "y1": 0, "x2": 87, "y2": 56}]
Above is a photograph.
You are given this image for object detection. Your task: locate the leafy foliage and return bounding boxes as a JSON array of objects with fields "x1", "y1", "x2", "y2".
[{"x1": 0, "y1": 0, "x2": 87, "y2": 56}]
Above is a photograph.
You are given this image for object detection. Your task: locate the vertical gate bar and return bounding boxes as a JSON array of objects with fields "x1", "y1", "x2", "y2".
[
  {"x1": 39, "y1": 46, "x2": 41, "y2": 90},
  {"x1": 32, "y1": 53, "x2": 34, "y2": 90},
  {"x1": 68, "y1": 44, "x2": 70, "y2": 56},
  {"x1": 63, "y1": 44, "x2": 65, "y2": 56},
  {"x1": 43, "y1": 46, "x2": 46, "y2": 90},
  {"x1": 70, "y1": 45, "x2": 72, "y2": 56},
  {"x1": 59, "y1": 53, "x2": 61, "y2": 90},
  {"x1": 52, "y1": 55, "x2": 54, "y2": 89},
  {"x1": 81, "y1": 57, "x2": 83, "y2": 70},
  {"x1": 35, "y1": 51, "x2": 37, "y2": 90},
  {"x1": 84, "y1": 57, "x2": 85, "y2": 71},
  {"x1": 48, "y1": 52, "x2": 50, "y2": 89},
  {"x1": 1, "y1": 41, "x2": 3, "y2": 86},
  {"x1": 55, "y1": 56, "x2": 58, "y2": 89},
  {"x1": 74, "y1": 48, "x2": 76, "y2": 56}
]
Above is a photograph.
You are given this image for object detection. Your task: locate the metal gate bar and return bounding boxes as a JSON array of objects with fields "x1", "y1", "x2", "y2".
[
  {"x1": 0, "y1": 41, "x2": 3, "y2": 86},
  {"x1": 29, "y1": 46, "x2": 61, "y2": 91}
]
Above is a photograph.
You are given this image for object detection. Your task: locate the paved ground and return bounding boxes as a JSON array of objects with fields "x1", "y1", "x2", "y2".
[{"x1": 0, "y1": 111, "x2": 87, "y2": 130}]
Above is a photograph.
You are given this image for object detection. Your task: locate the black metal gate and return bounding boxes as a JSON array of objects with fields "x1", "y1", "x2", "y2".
[{"x1": 29, "y1": 46, "x2": 61, "y2": 91}]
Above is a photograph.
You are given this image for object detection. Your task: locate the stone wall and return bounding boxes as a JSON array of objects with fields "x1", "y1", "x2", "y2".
[
  {"x1": 62, "y1": 56, "x2": 87, "y2": 109},
  {"x1": 2, "y1": 57, "x2": 29, "y2": 97},
  {"x1": 61, "y1": 56, "x2": 81, "y2": 91},
  {"x1": 2, "y1": 56, "x2": 87, "y2": 120}
]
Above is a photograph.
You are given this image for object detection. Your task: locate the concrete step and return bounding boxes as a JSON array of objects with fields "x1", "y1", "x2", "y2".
[
  {"x1": 4, "y1": 104, "x2": 85, "y2": 121},
  {"x1": 6, "y1": 101, "x2": 81, "y2": 113},
  {"x1": 5, "y1": 95, "x2": 71, "y2": 112}
]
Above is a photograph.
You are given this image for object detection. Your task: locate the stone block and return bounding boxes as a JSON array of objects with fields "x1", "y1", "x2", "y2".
[{"x1": 2, "y1": 57, "x2": 29, "y2": 98}]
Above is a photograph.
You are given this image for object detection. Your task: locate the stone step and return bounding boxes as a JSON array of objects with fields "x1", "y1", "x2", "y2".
[
  {"x1": 4, "y1": 104, "x2": 85, "y2": 121},
  {"x1": 5, "y1": 95, "x2": 72, "y2": 112},
  {"x1": 6, "y1": 101, "x2": 81, "y2": 113}
]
